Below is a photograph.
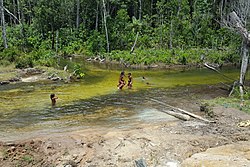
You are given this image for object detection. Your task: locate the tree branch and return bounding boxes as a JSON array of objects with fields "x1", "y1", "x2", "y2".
[{"x1": 4, "y1": 7, "x2": 21, "y2": 24}]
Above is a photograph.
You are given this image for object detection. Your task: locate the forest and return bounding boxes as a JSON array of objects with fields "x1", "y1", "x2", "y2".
[{"x1": 0, "y1": 0, "x2": 245, "y2": 68}]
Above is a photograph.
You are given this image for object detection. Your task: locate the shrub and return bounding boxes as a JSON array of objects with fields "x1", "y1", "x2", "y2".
[{"x1": 15, "y1": 55, "x2": 34, "y2": 69}]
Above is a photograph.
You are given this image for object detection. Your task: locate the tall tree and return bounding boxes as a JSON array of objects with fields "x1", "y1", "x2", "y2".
[
  {"x1": 130, "y1": 0, "x2": 141, "y2": 54},
  {"x1": 76, "y1": 0, "x2": 80, "y2": 28},
  {"x1": 102, "y1": 0, "x2": 109, "y2": 52},
  {"x1": 0, "y1": 0, "x2": 8, "y2": 48}
]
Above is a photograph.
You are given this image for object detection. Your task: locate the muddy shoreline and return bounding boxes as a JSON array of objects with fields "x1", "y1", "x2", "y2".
[{"x1": 0, "y1": 107, "x2": 249, "y2": 167}]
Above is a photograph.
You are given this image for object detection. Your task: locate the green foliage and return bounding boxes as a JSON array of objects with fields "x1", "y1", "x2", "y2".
[
  {"x1": 31, "y1": 49, "x2": 57, "y2": 67},
  {"x1": 0, "y1": 47, "x2": 21, "y2": 62},
  {"x1": 15, "y1": 55, "x2": 34, "y2": 69},
  {"x1": 107, "y1": 48, "x2": 238, "y2": 66},
  {"x1": 73, "y1": 64, "x2": 85, "y2": 79},
  {"x1": 0, "y1": 0, "x2": 244, "y2": 67},
  {"x1": 86, "y1": 31, "x2": 106, "y2": 54}
]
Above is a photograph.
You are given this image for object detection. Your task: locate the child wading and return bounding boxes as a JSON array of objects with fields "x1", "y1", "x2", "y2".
[
  {"x1": 50, "y1": 93, "x2": 58, "y2": 106},
  {"x1": 117, "y1": 71, "x2": 126, "y2": 90},
  {"x1": 127, "y1": 73, "x2": 133, "y2": 89}
]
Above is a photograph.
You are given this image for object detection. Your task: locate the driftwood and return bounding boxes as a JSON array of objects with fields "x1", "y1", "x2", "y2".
[
  {"x1": 161, "y1": 109, "x2": 190, "y2": 121},
  {"x1": 204, "y1": 63, "x2": 233, "y2": 81},
  {"x1": 150, "y1": 98, "x2": 215, "y2": 123}
]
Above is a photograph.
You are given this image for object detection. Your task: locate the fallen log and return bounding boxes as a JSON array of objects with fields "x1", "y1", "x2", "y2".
[
  {"x1": 150, "y1": 98, "x2": 215, "y2": 123},
  {"x1": 161, "y1": 109, "x2": 190, "y2": 121}
]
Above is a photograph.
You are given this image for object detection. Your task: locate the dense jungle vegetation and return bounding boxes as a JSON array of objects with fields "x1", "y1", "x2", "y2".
[{"x1": 0, "y1": 0, "x2": 245, "y2": 68}]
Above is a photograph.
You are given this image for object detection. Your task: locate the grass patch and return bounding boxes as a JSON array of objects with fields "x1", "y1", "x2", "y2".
[
  {"x1": 0, "y1": 64, "x2": 18, "y2": 81},
  {"x1": 205, "y1": 97, "x2": 250, "y2": 113},
  {"x1": 22, "y1": 155, "x2": 33, "y2": 163}
]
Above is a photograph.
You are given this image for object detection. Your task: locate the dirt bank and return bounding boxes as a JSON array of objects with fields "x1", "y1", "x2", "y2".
[{"x1": 0, "y1": 104, "x2": 249, "y2": 167}]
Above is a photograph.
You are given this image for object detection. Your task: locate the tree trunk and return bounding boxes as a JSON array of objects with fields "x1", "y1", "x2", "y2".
[
  {"x1": 160, "y1": 14, "x2": 163, "y2": 48},
  {"x1": 177, "y1": 0, "x2": 182, "y2": 17},
  {"x1": 169, "y1": 19, "x2": 173, "y2": 49},
  {"x1": 76, "y1": 0, "x2": 80, "y2": 29},
  {"x1": 95, "y1": 0, "x2": 99, "y2": 30},
  {"x1": 0, "y1": 0, "x2": 8, "y2": 48},
  {"x1": 51, "y1": 27, "x2": 55, "y2": 50},
  {"x1": 28, "y1": 0, "x2": 32, "y2": 25},
  {"x1": 188, "y1": 0, "x2": 193, "y2": 20},
  {"x1": 138, "y1": 0, "x2": 142, "y2": 21},
  {"x1": 130, "y1": 0, "x2": 142, "y2": 54},
  {"x1": 239, "y1": 40, "x2": 249, "y2": 100},
  {"x1": 130, "y1": 32, "x2": 139, "y2": 54},
  {"x1": 55, "y1": 30, "x2": 59, "y2": 53},
  {"x1": 16, "y1": 0, "x2": 21, "y2": 21},
  {"x1": 228, "y1": 11, "x2": 250, "y2": 101},
  {"x1": 102, "y1": 0, "x2": 109, "y2": 53},
  {"x1": 150, "y1": 98, "x2": 215, "y2": 123},
  {"x1": 12, "y1": 0, "x2": 16, "y2": 24}
]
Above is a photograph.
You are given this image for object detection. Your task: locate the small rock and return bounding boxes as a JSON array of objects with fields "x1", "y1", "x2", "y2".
[
  {"x1": 0, "y1": 81, "x2": 10, "y2": 85},
  {"x1": 51, "y1": 77, "x2": 61, "y2": 81},
  {"x1": 9, "y1": 77, "x2": 20, "y2": 82},
  {"x1": 72, "y1": 154, "x2": 78, "y2": 160},
  {"x1": 86, "y1": 159, "x2": 92, "y2": 163},
  {"x1": 7, "y1": 146, "x2": 16, "y2": 152}
]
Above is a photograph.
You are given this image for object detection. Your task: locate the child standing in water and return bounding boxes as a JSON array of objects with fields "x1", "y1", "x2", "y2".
[
  {"x1": 127, "y1": 72, "x2": 133, "y2": 89},
  {"x1": 117, "y1": 71, "x2": 126, "y2": 90},
  {"x1": 50, "y1": 93, "x2": 58, "y2": 106}
]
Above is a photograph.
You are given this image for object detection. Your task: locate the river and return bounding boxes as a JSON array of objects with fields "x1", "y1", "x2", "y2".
[{"x1": 0, "y1": 60, "x2": 240, "y2": 141}]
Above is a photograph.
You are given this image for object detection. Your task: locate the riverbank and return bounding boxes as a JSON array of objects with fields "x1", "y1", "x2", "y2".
[
  {"x1": 0, "y1": 94, "x2": 249, "y2": 166},
  {"x1": 0, "y1": 65, "x2": 70, "y2": 85}
]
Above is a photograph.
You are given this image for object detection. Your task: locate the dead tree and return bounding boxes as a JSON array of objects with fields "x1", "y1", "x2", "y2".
[{"x1": 222, "y1": 0, "x2": 250, "y2": 102}]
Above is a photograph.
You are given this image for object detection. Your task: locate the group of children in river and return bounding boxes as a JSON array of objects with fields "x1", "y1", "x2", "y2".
[
  {"x1": 50, "y1": 71, "x2": 133, "y2": 106},
  {"x1": 117, "y1": 71, "x2": 133, "y2": 90}
]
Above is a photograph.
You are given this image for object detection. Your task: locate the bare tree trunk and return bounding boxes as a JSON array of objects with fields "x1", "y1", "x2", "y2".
[
  {"x1": 12, "y1": 0, "x2": 16, "y2": 24},
  {"x1": 138, "y1": 0, "x2": 141, "y2": 21},
  {"x1": 227, "y1": 11, "x2": 250, "y2": 101},
  {"x1": 51, "y1": 26, "x2": 55, "y2": 50},
  {"x1": 130, "y1": 0, "x2": 142, "y2": 54},
  {"x1": 76, "y1": 0, "x2": 80, "y2": 29},
  {"x1": 130, "y1": 32, "x2": 139, "y2": 54},
  {"x1": 169, "y1": 19, "x2": 173, "y2": 49},
  {"x1": 95, "y1": 0, "x2": 99, "y2": 30},
  {"x1": 0, "y1": 0, "x2": 8, "y2": 48},
  {"x1": 56, "y1": 30, "x2": 59, "y2": 53},
  {"x1": 28, "y1": 0, "x2": 32, "y2": 24},
  {"x1": 16, "y1": 0, "x2": 21, "y2": 21},
  {"x1": 239, "y1": 40, "x2": 249, "y2": 100},
  {"x1": 150, "y1": 0, "x2": 153, "y2": 17},
  {"x1": 177, "y1": 0, "x2": 182, "y2": 17},
  {"x1": 160, "y1": 14, "x2": 163, "y2": 48},
  {"x1": 102, "y1": 0, "x2": 109, "y2": 53}
]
